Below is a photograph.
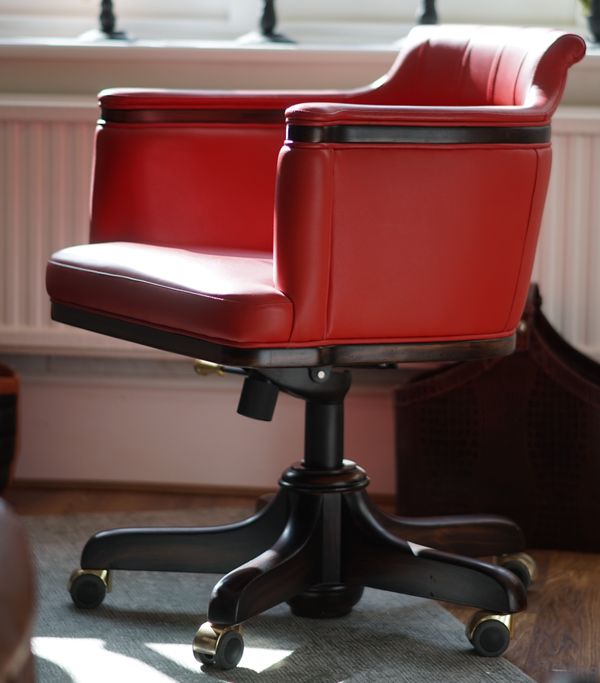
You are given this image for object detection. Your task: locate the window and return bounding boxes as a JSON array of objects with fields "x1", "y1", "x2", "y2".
[{"x1": 0, "y1": 0, "x2": 583, "y2": 43}]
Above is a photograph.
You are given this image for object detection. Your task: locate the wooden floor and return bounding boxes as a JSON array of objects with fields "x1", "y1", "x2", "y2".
[{"x1": 5, "y1": 485, "x2": 600, "y2": 683}]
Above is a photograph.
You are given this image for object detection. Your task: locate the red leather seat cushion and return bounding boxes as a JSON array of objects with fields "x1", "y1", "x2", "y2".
[{"x1": 47, "y1": 243, "x2": 293, "y2": 346}]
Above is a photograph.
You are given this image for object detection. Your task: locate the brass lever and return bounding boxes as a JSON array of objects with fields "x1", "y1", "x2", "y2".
[{"x1": 193, "y1": 359, "x2": 226, "y2": 376}]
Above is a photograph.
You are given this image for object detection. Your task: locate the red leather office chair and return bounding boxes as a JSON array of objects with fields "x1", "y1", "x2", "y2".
[{"x1": 46, "y1": 25, "x2": 585, "y2": 670}]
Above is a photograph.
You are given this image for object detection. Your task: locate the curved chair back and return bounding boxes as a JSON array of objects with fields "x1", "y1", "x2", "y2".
[
  {"x1": 272, "y1": 27, "x2": 585, "y2": 344},
  {"x1": 372, "y1": 25, "x2": 584, "y2": 114}
]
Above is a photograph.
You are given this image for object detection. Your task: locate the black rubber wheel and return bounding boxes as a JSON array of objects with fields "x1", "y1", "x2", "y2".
[
  {"x1": 69, "y1": 573, "x2": 107, "y2": 609},
  {"x1": 500, "y1": 559, "x2": 532, "y2": 589},
  {"x1": 196, "y1": 652, "x2": 214, "y2": 666},
  {"x1": 213, "y1": 630, "x2": 244, "y2": 670},
  {"x1": 471, "y1": 619, "x2": 511, "y2": 657}
]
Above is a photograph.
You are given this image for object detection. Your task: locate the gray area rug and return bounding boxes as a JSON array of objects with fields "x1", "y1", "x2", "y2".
[{"x1": 24, "y1": 507, "x2": 534, "y2": 682}]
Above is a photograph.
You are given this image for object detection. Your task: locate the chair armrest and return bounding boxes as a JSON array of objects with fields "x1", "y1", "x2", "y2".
[
  {"x1": 99, "y1": 88, "x2": 354, "y2": 122},
  {"x1": 285, "y1": 102, "x2": 551, "y2": 129},
  {"x1": 274, "y1": 111, "x2": 553, "y2": 345}
]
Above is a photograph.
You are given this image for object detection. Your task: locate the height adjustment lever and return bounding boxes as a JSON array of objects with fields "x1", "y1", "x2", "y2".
[
  {"x1": 237, "y1": 373, "x2": 279, "y2": 421},
  {"x1": 193, "y1": 359, "x2": 246, "y2": 377}
]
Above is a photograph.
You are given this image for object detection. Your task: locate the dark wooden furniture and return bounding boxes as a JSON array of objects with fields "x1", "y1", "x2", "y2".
[
  {"x1": 395, "y1": 286, "x2": 600, "y2": 552},
  {"x1": 0, "y1": 500, "x2": 35, "y2": 683},
  {"x1": 0, "y1": 364, "x2": 18, "y2": 494}
]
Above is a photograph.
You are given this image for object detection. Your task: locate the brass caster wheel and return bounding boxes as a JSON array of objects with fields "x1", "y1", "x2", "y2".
[
  {"x1": 193, "y1": 622, "x2": 244, "y2": 670},
  {"x1": 467, "y1": 611, "x2": 512, "y2": 657},
  {"x1": 68, "y1": 569, "x2": 111, "y2": 609},
  {"x1": 497, "y1": 552, "x2": 537, "y2": 589}
]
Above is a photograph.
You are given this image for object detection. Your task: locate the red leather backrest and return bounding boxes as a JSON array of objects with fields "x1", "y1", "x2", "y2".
[
  {"x1": 369, "y1": 25, "x2": 584, "y2": 113},
  {"x1": 90, "y1": 123, "x2": 283, "y2": 252}
]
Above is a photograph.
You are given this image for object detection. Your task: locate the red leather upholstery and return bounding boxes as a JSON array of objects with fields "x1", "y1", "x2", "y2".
[
  {"x1": 370, "y1": 25, "x2": 583, "y2": 112},
  {"x1": 47, "y1": 243, "x2": 292, "y2": 345},
  {"x1": 274, "y1": 144, "x2": 552, "y2": 344},
  {"x1": 46, "y1": 25, "x2": 585, "y2": 351},
  {"x1": 90, "y1": 125, "x2": 282, "y2": 252}
]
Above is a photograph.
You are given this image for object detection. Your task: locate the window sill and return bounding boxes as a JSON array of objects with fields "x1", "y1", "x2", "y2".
[
  {"x1": 0, "y1": 33, "x2": 406, "y2": 57},
  {"x1": 0, "y1": 31, "x2": 598, "y2": 105},
  {"x1": 0, "y1": 34, "x2": 403, "y2": 95}
]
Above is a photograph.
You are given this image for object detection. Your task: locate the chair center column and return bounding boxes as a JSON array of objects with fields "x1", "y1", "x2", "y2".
[{"x1": 304, "y1": 400, "x2": 344, "y2": 470}]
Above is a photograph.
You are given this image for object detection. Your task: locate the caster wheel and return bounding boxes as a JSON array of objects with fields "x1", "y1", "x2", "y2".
[
  {"x1": 497, "y1": 552, "x2": 537, "y2": 589},
  {"x1": 193, "y1": 622, "x2": 244, "y2": 670},
  {"x1": 467, "y1": 611, "x2": 512, "y2": 657},
  {"x1": 68, "y1": 569, "x2": 111, "y2": 609}
]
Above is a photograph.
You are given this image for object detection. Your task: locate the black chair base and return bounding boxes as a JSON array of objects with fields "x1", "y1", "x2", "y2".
[
  {"x1": 68, "y1": 366, "x2": 530, "y2": 668},
  {"x1": 76, "y1": 460, "x2": 527, "y2": 624}
]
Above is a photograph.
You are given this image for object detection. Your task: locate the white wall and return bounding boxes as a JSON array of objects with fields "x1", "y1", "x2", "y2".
[{"x1": 4, "y1": 357, "x2": 398, "y2": 495}]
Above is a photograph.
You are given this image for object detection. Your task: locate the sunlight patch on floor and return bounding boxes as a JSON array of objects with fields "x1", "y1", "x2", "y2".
[
  {"x1": 32, "y1": 637, "x2": 294, "y2": 679},
  {"x1": 148, "y1": 642, "x2": 294, "y2": 674},
  {"x1": 32, "y1": 638, "x2": 179, "y2": 682}
]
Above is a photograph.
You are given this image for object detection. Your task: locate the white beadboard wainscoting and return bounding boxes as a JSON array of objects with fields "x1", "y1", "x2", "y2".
[
  {"x1": 533, "y1": 109, "x2": 600, "y2": 358},
  {"x1": 1, "y1": 93, "x2": 599, "y2": 494}
]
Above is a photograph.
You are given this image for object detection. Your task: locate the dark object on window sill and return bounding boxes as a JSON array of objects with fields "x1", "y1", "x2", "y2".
[
  {"x1": 587, "y1": 0, "x2": 600, "y2": 43},
  {"x1": 258, "y1": 0, "x2": 294, "y2": 44},
  {"x1": 80, "y1": 0, "x2": 130, "y2": 41},
  {"x1": 395, "y1": 284, "x2": 600, "y2": 552},
  {"x1": 100, "y1": 0, "x2": 122, "y2": 38},
  {"x1": 0, "y1": 364, "x2": 18, "y2": 494},
  {"x1": 417, "y1": 0, "x2": 438, "y2": 25},
  {"x1": 236, "y1": 0, "x2": 295, "y2": 46}
]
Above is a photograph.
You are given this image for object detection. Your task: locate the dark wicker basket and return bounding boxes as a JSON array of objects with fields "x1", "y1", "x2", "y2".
[
  {"x1": 0, "y1": 364, "x2": 18, "y2": 493},
  {"x1": 395, "y1": 286, "x2": 600, "y2": 552}
]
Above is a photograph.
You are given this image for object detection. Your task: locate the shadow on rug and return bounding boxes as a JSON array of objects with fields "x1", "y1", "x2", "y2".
[{"x1": 24, "y1": 508, "x2": 534, "y2": 682}]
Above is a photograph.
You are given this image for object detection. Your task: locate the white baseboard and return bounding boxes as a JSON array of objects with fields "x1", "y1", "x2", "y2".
[{"x1": 5, "y1": 355, "x2": 398, "y2": 497}]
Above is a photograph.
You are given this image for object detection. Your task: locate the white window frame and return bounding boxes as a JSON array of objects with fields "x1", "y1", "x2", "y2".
[{"x1": 0, "y1": 0, "x2": 584, "y2": 43}]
